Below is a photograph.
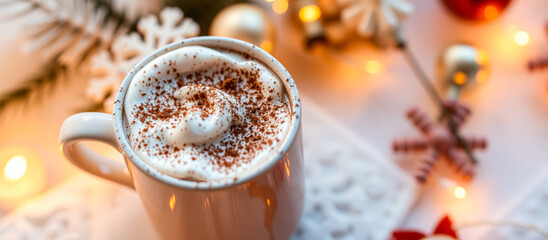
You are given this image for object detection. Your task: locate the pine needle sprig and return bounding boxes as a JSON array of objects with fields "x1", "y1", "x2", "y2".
[
  {"x1": 92, "y1": 0, "x2": 139, "y2": 32},
  {"x1": 0, "y1": 61, "x2": 67, "y2": 119},
  {"x1": 0, "y1": 0, "x2": 136, "y2": 119}
]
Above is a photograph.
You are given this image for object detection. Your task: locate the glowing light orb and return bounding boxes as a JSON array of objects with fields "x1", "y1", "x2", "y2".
[
  {"x1": 260, "y1": 40, "x2": 273, "y2": 53},
  {"x1": 453, "y1": 71, "x2": 467, "y2": 85},
  {"x1": 453, "y1": 186, "x2": 466, "y2": 199},
  {"x1": 365, "y1": 60, "x2": 383, "y2": 74},
  {"x1": 272, "y1": 0, "x2": 288, "y2": 14},
  {"x1": 476, "y1": 69, "x2": 489, "y2": 84},
  {"x1": 514, "y1": 31, "x2": 530, "y2": 46},
  {"x1": 3, "y1": 155, "x2": 27, "y2": 181},
  {"x1": 483, "y1": 5, "x2": 499, "y2": 21},
  {"x1": 299, "y1": 5, "x2": 321, "y2": 23}
]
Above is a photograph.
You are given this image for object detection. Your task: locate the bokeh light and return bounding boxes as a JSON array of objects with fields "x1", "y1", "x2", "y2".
[
  {"x1": 365, "y1": 60, "x2": 383, "y2": 74},
  {"x1": 299, "y1": 5, "x2": 321, "y2": 23},
  {"x1": 453, "y1": 71, "x2": 467, "y2": 85},
  {"x1": 476, "y1": 69, "x2": 488, "y2": 84},
  {"x1": 272, "y1": 0, "x2": 288, "y2": 14},
  {"x1": 483, "y1": 5, "x2": 499, "y2": 21},
  {"x1": 514, "y1": 31, "x2": 530, "y2": 46},
  {"x1": 453, "y1": 186, "x2": 467, "y2": 199},
  {"x1": 260, "y1": 40, "x2": 273, "y2": 52},
  {"x1": 3, "y1": 155, "x2": 27, "y2": 181}
]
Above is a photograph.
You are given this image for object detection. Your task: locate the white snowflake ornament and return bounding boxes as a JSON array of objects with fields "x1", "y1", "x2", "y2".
[
  {"x1": 338, "y1": 0, "x2": 413, "y2": 46},
  {"x1": 138, "y1": 7, "x2": 200, "y2": 49},
  {"x1": 86, "y1": 7, "x2": 200, "y2": 112}
]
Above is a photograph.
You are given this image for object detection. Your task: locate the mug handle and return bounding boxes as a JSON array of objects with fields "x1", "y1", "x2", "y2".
[{"x1": 59, "y1": 112, "x2": 134, "y2": 188}]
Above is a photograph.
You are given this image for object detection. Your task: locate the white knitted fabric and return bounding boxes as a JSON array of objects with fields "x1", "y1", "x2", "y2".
[{"x1": 292, "y1": 99, "x2": 417, "y2": 240}]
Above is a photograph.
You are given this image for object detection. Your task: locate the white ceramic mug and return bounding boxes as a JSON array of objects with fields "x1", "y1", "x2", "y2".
[{"x1": 59, "y1": 37, "x2": 304, "y2": 240}]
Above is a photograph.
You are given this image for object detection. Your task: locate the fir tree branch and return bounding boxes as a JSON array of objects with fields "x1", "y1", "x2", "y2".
[
  {"x1": 92, "y1": 0, "x2": 139, "y2": 32},
  {"x1": 0, "y1": 62, "x2": 66, "y2": 117},
  {"x1": 0, "y1": 0, "x2": 137, "y2": 119}
]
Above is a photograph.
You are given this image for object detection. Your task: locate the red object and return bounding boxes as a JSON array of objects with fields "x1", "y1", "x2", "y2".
[
  {"x1": 434, "y1": 216, "x2": 458, "y2": 238},
  {"x1": 392, "y1": 215, "x2": 459, "y2": 240},
  {"x1": 392, "y1": 231, "x2": 426, "y2": 240},
  {"x1": 441, "y1": 0, "x2": 512, "y2": 22}
]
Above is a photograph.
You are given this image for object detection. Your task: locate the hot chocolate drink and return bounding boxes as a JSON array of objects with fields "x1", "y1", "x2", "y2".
[{"x1": 123, "y1": 46, "x2": 291, "y2": 181}]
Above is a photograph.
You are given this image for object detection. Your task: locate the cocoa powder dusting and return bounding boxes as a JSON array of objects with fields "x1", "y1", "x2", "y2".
[{"x1": 129, "y1": 49, "x2": 290, "y2": 177}]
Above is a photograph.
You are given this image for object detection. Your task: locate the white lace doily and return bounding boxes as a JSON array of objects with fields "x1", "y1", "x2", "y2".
[
  {"x1": 0, "y1": 175, "x2": 160, "y2": 240},
  {"x1": 0, "y1": 98, "x2": 417, "y2": 240}
]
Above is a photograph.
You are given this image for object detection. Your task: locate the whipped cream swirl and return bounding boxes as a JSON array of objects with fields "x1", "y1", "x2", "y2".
[
  {"x1": 124, "y1": 46, "x2": 290, "y2": 181},
  {"x1": 167, "y1": 85, "x2": 244, "y2": 146}
]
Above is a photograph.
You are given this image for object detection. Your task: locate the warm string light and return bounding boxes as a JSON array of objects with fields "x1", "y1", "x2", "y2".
[
  {"x1": 3, "y1": 155, "x2": 27, "y2": 181},
  {"x1": 453, "y1": 186, "x2": 467, "y2": 199},
  {"x1": 298, "y1": 4, "x2": 321, "y2": 23},
  {"x1": 272, "y1": 0, "x2": 288, "y2": 14},
  {"x1": 0, "y1": 144, "x2": 47, "y2": 209},
  {"x1": 451, "y1": 186, "x2": 466, "y2": 200},
  {"x1": 482, "y1": 4, "x2": 499, "y2": 21},
  {"x1": 365, "y1": 60, "x2": 383, "y2": 74},
  {"x1": 439, "y1": 176, "x2": 467, "y2": 200},
  {"x1": 514, "y1": 30, "x2": 530, "y2": 46},
  {"x1": 294, "y1": 0, "x2": 326, "y2": 49}
]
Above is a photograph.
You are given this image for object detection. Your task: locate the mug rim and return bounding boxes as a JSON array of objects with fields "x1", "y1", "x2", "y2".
[{"x1": 112, "y1": 36, "x2": 301, "y2": 190}]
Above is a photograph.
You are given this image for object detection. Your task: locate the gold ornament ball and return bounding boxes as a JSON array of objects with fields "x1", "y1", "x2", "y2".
[
  {"x1": 438, "y1": 44, "x2": 489, "y2": 94},
  {"x1": 210, "y1": 4, "x2": 276, "y2": 53}
]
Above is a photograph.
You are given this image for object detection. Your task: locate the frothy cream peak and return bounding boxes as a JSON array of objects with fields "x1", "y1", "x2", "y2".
[
  {"x1": 167, "y1": 85, "x2": 243, "y2": 146},
  {"x1": 124, "y1": 46, "x2": 291, "y2": 181}
]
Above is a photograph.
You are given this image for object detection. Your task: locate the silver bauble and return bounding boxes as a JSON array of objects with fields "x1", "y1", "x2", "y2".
[
  {"x1": 438, "y1": 44, "x2": 489, "y2": 98},
  {"x1": 210, "y1": 4, "x2": 276, "y2": 53}
]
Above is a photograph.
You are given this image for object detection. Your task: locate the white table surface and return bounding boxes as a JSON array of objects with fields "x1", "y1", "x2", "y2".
[{"x1": 1, "y1": 0, "x2": 548, "y2": 239}]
